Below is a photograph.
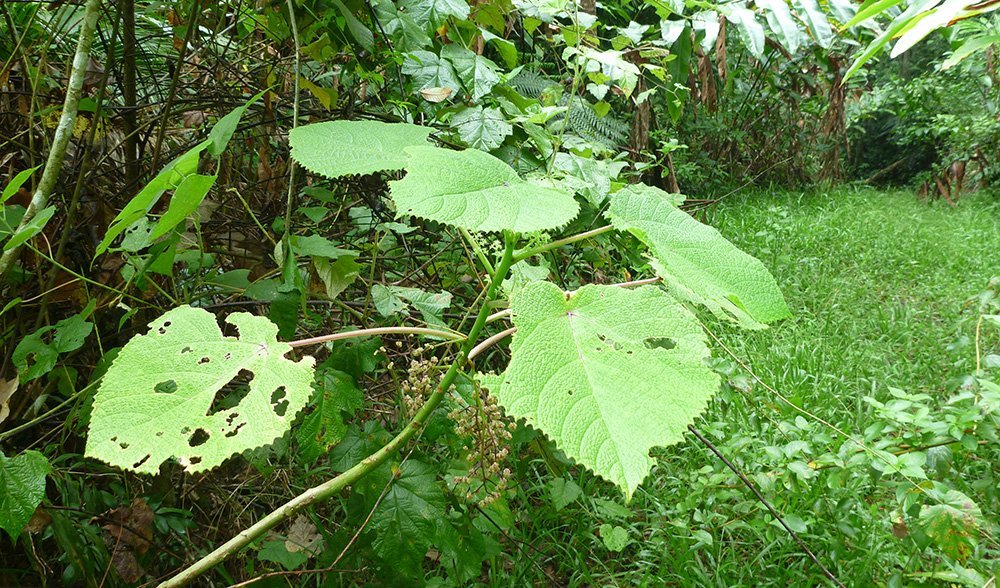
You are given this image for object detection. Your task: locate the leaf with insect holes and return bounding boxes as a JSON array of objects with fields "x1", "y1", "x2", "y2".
[
  {"x1": 389, "y1": 146, "x2": 578, "y2": 233},
  {"x1": 289, "y1": 120, "x2": 434, "y2": 179},
  {"x1": 85, "y1": 306, "x2": 315, "y2": 474},
  {"x1": 490, "y1": 281, "x2": 719, "y2": 498},
  {"x1": 607, "y1": 184, "x2": 790, "y2": 329}
]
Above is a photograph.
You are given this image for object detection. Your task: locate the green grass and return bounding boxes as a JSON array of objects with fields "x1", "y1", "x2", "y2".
[
  {"x1": 492, "y1": 187, "x2": 1000, "y2": 587},
  {"x1": 712, "y1": 186, "x2": 1000, "y2": 408}
]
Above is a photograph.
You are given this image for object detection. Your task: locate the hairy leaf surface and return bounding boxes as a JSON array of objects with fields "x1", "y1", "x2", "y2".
[
  {"x1": 390, "y1": 146, "x2": 578, "y2": 233},
  {"x1": 492, "y1": 281, "x2": 719, "y2": 498},
  {"x1": 289, "y1": 120, "x2": 433, "y2": 179},
  {"x1": 607, "y1": 185, "x2": 790, "y2": 328},
  {"x1": 86, "y1": 306, "x2": 315, "y2": 474}
]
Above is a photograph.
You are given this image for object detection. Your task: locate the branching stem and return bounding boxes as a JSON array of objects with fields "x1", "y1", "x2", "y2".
[
  {"x1": 513, "y1": 225, "x2": 613, "y2": 262},
  {"x1": 287, "y1": 326, "x2": 465, "y2": 347},
  {"x1": 159, "y1": 233, "x2": 518, "y2": 587},
  {"x1": 468, "y1": 326, "x2": 516, "y2": 361}
]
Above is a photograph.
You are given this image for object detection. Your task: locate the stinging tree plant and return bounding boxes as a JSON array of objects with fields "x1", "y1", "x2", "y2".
[{"x1": 84, "y1": 119, "x2": 790, "y2": 585}]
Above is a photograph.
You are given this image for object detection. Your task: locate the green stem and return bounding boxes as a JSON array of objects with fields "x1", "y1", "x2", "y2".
[
  {"x1": 158, "y1": 233, "x2": 518, "y2": 588},
  {"x1": 514, "y1": 225, "x2": 613, "y2": 262},
  {"x1": 460, "y1": 228, "x2": 495, "y2": 277},
  {"x1": 288, "y1": 326, "x2": 465, "y2": 347}
]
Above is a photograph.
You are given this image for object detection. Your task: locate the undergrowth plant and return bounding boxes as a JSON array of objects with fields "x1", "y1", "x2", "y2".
[
  {"x1": 72, "y1": 119, "x2": 789, "y2": 584},
  {"x1": 2, "y1": 0, "x2": 998, "y2": 584}
]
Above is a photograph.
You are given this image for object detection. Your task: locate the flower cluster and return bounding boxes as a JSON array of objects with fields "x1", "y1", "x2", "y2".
[
  {"x1": 395, "y1": 342, "x2": 444, "y2": 420},
  {"x1": 449, "y1": 378, "x2": 515, "y2": 507}
]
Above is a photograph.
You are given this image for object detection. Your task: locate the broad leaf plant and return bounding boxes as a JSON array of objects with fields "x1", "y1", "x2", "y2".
[{"x1": 84, "y1": 120, "x2": 791, "y2": 584}]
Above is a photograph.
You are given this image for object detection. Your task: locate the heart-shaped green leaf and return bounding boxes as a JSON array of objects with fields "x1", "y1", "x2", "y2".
[
  {"x1": 492, "y1": 281, "x2": 719, "y2": 498},
  {"x1": 390, "y1": 146, "x2": 578, "y2": 233}
]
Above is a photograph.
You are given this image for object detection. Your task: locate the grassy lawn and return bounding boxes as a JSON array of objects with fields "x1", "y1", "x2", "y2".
[
  {"x1": 711, "y1": 186, "x2": 1000, "y2": 410},
  {"x1": 497, "y1": 187, "x2": 999, "y2": 587}
]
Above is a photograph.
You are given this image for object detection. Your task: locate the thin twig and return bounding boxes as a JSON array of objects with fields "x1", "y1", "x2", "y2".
[
  {"x1": 225, "y1": 567, "x2": 363, "y2": 588},
  {"x1": 687, "y1": 425, "x2": 845, "y2": 588},
  {"x1": 327, "y1": 443, "x2": 422, "y2": 569}
]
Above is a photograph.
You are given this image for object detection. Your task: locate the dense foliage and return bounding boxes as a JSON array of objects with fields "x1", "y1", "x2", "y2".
[{"x1": 1, "y1": 0, "x2": 997, "y2": 586}]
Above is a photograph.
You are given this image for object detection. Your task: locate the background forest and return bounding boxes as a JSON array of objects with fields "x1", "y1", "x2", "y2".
[{"x1": 1, "y1": 0, "x2": 998, "y2": 586}]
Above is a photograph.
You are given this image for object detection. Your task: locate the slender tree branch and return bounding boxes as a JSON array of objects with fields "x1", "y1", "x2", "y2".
[
  {"x1": 159, "y1": 234, "x2": 518, "y2": 587},
  {"x1": 0, "y1": 0, "x2": 103, "y2": 278},
  {"x1": 287, "y1": 326, "x2": 465, "y2": 348},
  {"x1": 38, "y1": 3, "x2": 124, "y2": 327}
]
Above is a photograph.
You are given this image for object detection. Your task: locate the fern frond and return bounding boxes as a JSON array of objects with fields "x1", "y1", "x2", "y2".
[{"x1": 508, "y1": 71, "x2": 631, "y2": 150}]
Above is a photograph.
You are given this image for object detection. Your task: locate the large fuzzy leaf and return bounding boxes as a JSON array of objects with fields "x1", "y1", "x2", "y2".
[
  {"x1": 289, "y1": 120, "x2": 433, "y2": 179},
  {"x1": 607, "y1": 184, "x2": 790, "y2": 328},
  {"x1": 86, "y1": 306, "x2": 315, "y2": 474},
  {"x1": 389, "y1": 146, "x2": 578, "y2": 233},
  {"x1": 491, "y1": 281, "x2": 720, "y2": 498}
]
